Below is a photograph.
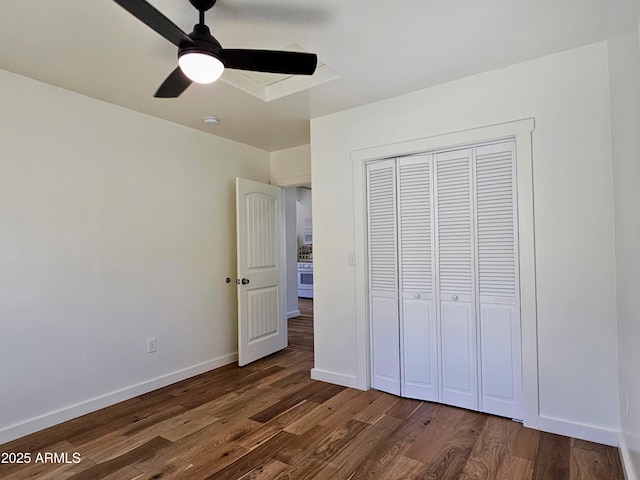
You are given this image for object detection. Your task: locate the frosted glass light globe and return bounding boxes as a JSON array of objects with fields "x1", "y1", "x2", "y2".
[{"x1": 178, "y1": 52, "x2": 224, "y2": 84}]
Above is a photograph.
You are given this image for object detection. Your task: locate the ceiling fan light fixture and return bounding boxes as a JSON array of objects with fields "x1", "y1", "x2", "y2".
[{"x1": 178, "y1": 51, "x2": 224, "y2": 84}]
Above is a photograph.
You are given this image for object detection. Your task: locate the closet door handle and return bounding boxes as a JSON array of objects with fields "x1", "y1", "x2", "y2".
[
  {"x1": 414, "y1": 293, "x2": 421, "y2": 299},
  {"x1": 452, "y1": 295, "x2": 459, "y2": 301}
]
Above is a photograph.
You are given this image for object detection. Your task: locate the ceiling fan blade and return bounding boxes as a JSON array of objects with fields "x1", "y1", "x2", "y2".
[
  {"x1": 155, "y1": 67, "x2": 193, "y2": 98},
  {"x1": 113, "y1": 0, "x2": 194, "y2": 47},
  {"x1": 221, "y1": 50, "x2": 317, "y2": 75}
]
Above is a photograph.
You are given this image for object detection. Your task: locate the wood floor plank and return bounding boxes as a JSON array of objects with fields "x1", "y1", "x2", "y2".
[
  {"x1": 496, "y1": 456, "x2": 535, "y2": 480},
  {"x1": 131, "y1": 457, "x2": 193, "y2": 480},
  {"x1": 386, "y1": 397, "x2": 422, "y2": 419},
  {"x1": 191, "y1": 392, "x2": 241, "y2": 415},
  {"x1": 315, "y1": 414, "x2": 404, "y2": 480},
  {"x1": 514, "y1": 425, "x2": 542, "y2": 461},
  {"x1": 203, "y1": 385, "x2": 288, "y2": 420},
  {"x1": 99, "y1": 465, "x2": 145, "y2": 480},
  {"x1": 404, "y1": 404, "x2": 464, "y2": 462},
  {"x1": 318, "y1": 390, "x2": 383, "y2": 428},
  {"x1": 1, "y1": 441, "x2": 92, "y2": 480},
  {"x1": 570, "y1": 443, "x2": 625, "y2": 480},
  {"x1": 249, "y1": 382, "x2": 328, "y2": 423},
  {"x1": 203, "y1": 430, "x2": 299, "y2": 480},
  {"x1": 273, "y1": 419, "x2": 369, "y2": 475},
  {"x1": 178, "y1": 441, "x2": 249, "y2": 480},
  {"x1": 372, "y1": 454, "x2": 425, "y2": 480},
  {"x1": 305, "y1": 382, "x2": 347, "y2": 404},
  {"x1": 0, "y1": 299, "x2": 625, "y2": 480},
  {"x1": 173, "y1": 417, "x2": 259, "y2": 463},
  {"x1": 78, "y1": 432, "x2": 146, "y2": 464},
  {"x1": 283, "y1": 388, "x2": 364, "y2": 435},
  {"x1": 349, "y1": 402, "x2": 440, "y2": 480},
  {"x1": 81, "y1": 408, "x2": 218, "y2": 464},
  {"x1": 354, "y1": 391, "x2": 401, "y2": 425},
  {"x1": 459, "y1": 415, "x2": 521, "y2": 480},
  {"x1": 412, "y1": 408, "x2": 487, "y2": 480},
  {"x1": 118, "y1": 404, "x2": 188, "y2": 437},
  {"x1": 236, "y1": 400, "x2": 320, "y2": 450},
  {"x1": 66, "y1": 437, "x2": 172, "y2": 480},
  {"x1": 237, "y1": 459, "x2": 289, "y2": 480},
  {"x1": 175, "y1": 366, "x2": 287, "y2": 410},
  {"x1": 533, "y1": 431, "x2": 571, "y2": 480},
  {"x1": 272, "y1": 457, "x2": 330, "y2": 480}
]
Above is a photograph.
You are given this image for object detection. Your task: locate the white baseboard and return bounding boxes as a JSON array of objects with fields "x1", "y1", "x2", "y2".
[
  {"x1": 287, "y1": 310, "x2": 301, "y2": 319},
  {"x1": 618, "y1": 432, "x2": 639, "y2": 480},
  {"x1": 310, "y1": 368, "x2": 360, "y2": 389},
  {"x1": 0, "y1": 352, "x2": 238, "y2": 445},
  {"x1": 536, "y1": 414, "x2": 619, "y2": 447}
]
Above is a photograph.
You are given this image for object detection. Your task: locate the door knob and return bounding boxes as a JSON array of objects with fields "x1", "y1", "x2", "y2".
[
  {"x1": 414, "y1": 293, "x2": 421, "y2": 299},
  {"x1": 241, "y1": 278, "x2": 250, "y2": 285},
  {"x1": 452, "y1": 295, "x2": 459, "y2": 301}
]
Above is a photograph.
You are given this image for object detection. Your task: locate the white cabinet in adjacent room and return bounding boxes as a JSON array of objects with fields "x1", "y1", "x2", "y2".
[{"x1": 366, "y1": 140, "x2": 522, "y2": 420}]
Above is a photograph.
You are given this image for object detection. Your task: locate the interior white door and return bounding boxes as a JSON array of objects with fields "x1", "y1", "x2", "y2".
[
  {"x1": 366, "y1": 140, "x2": 522, "y2": 419},
  {"x1": 367, "y1": 160, "x2": 401, "y2": 395},
  {"x1": 236, "y1": 178, "x2": 286, "y2": 367},
  {"x1": 474, "y1": 142, "x2": 522, "y2": 419},
  {"x1": 434, "y1": 148, "x2": 478, "y2": 411},
  {"x1": 397, "y1": 155, "x2": 438, "y2": 401}
]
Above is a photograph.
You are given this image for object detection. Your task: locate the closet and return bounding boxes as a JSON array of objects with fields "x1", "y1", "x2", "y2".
[{"x1": 367, "y1": 140, "x2": 522, "y2": 420}]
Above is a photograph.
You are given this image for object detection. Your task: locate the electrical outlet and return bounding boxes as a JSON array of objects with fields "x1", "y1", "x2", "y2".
[{"x1": 147, "y1": 337, "x2": 157, "y2": 353}]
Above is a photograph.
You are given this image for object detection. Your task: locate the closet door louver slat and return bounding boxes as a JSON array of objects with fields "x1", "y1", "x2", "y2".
[
  {"x1": 368, "y1": 166, "x2": 397, "y2": 293},
  {"x1": 476, "y1": 151, "x2": 515, "y2": 299},
  {"x1": 398, "y1": 159, "x2": 433, "y2": 294},
  {"x1": 436, "y1": 156, "x2": 473, "y2": 297}
]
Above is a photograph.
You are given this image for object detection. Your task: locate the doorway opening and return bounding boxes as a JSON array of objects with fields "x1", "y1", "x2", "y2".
[
  {"x1": 288, "y1": 298, "x2": 314, "y2": 352},
  {"x1": 284, "y1": 186, "x2": 313, "y2": 319}
]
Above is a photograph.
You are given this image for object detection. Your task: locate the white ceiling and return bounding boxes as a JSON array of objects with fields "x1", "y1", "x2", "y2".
[{"x1": 0, "y1": 1, "x2": 614, "y2": 151}]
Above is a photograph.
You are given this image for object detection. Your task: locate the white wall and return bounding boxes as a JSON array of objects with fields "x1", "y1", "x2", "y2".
[
  {"x1": 0, "y1": 69, "x2": 270, "y2": 443},
  {"x1": 608, "y1": 0, "x2": 640, "y2": 474},
  {"x1": 270, "y1": 144, "x2": 311, "y2": 187},
  {"x1": 310, "y1": 42, "x2": 619, "y2": 444},
  {"x1": 296, "y1": 188, "x2": 313, "y2": 246}
]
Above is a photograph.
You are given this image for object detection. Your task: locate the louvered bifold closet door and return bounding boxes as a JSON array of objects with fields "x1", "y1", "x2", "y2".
[
  {"x1": 474, "y1": 141, "x2": 522, "y2": 420},
  {"x1": 367, "y1": 160, "x2": 401, "y2": 395},
  {"x1": 434, "y1": 148, "x2": 478, "y2": 411},
  {"x1": 397, "y1": 155, "x2": 438, "y2": 401}
]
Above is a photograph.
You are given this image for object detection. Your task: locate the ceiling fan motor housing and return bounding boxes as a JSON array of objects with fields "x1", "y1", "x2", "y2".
[
  {"x1": 179, "y1": 24, "x2": 223, "y2": 64},
  {"x1": 188, "y1": 0, "x2": 217, "y2": 12}
]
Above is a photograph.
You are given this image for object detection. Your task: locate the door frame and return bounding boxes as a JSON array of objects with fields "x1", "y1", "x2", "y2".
[{"x1": 351, "y1": 118, "x2": 538, "y2": 428}]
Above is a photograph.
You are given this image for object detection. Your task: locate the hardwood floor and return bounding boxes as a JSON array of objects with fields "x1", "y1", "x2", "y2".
[{"x1": 0, "y1": 298, "x2": 624, "y2": 479}]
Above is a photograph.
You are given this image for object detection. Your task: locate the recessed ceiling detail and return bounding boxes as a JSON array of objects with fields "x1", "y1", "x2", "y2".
[{"x1": 220, "y1": 44, "x2": 341, "y2": 102}]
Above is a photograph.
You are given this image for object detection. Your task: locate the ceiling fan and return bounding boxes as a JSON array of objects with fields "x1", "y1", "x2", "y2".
[{"x1": 113, "y1": 0, "x2": 318, "y2": 98}]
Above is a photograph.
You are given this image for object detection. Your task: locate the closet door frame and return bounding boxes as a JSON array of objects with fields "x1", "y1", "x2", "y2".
[{"x1": 352, "y1": 118, "x2": 538, "y2": 429}]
